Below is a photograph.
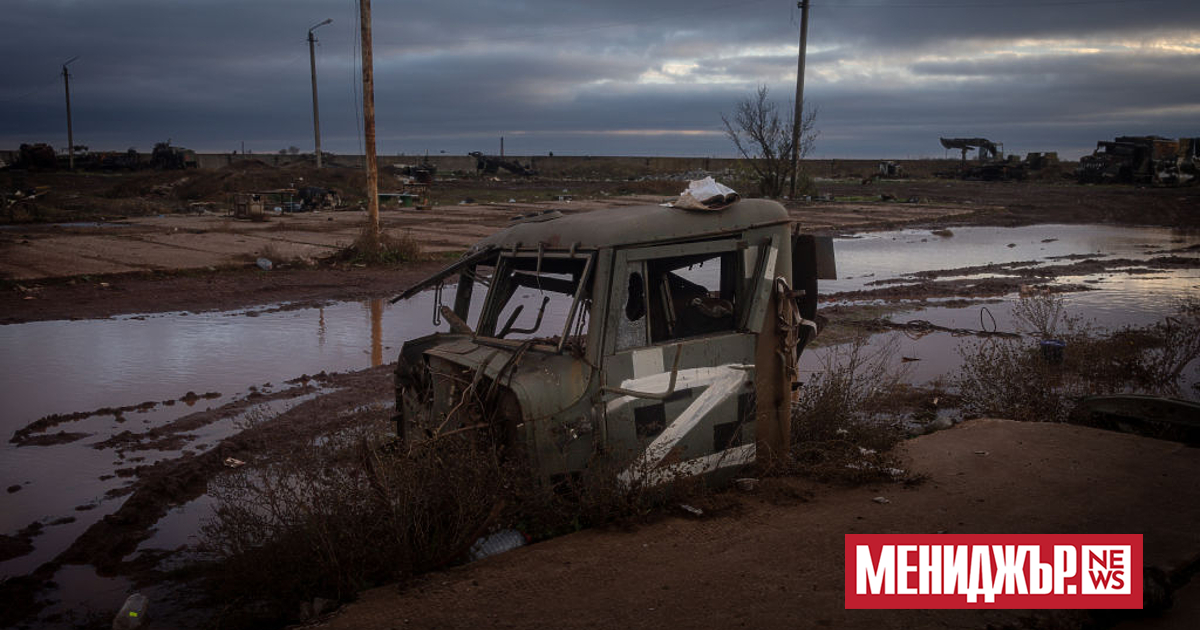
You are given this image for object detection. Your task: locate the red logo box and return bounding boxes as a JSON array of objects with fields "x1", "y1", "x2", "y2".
[{"x1": 845, "y1": 534, "x2": 1142, "y2": 609}]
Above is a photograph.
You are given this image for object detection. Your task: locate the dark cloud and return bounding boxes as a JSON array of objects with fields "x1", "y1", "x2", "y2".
[{"x1": 2, "y1": 0, "x2": 1196, "y2": 158}]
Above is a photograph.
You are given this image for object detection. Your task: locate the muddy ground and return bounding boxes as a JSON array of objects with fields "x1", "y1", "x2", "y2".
[
  {"x1": 2, "y1": 165, "x2": 1199, "y2": 628},
  {"x1": 4, "y1": 163, "x2": 1197, "y2": 324}
]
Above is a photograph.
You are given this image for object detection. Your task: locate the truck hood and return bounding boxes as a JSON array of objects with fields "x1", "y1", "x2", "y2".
[{"x1": 423, "y1": 337, "x2": 593, "y2": 423}]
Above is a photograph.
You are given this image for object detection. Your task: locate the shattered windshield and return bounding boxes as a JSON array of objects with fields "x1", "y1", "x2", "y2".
[{"x1": 479, "y1": 254, "x2": 592, "y2": 347}]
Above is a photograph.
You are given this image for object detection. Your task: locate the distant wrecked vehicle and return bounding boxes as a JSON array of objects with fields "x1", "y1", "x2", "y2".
[{"x1": 391, "y1": 195, "x2": 835, "y2": 485}]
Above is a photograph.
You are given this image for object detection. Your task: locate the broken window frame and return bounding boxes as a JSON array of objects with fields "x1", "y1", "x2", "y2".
[
  {"x1": 610, "y1": 238, "x2": 753, "y2": 352},
  {"x1": 476, "y1": 250, "x2": 596, "y2": 354}
]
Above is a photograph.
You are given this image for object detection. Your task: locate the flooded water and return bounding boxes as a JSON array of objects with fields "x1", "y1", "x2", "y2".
[
  {"x1": 804, "y1": 224, "x2": 1200, "y2": 400},
  {"x1": 1, "y1": 222, "x2": 1198, "y2": 624},
  {"x1": 0, "y1": 292, "x2": 465, "y2": 585},
  {"x1": 829, "y1": 223, "x2": 1196, "y2": 293}
]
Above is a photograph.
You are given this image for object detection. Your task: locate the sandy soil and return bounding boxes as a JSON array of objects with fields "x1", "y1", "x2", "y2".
[{"x1": 321, "y1": 419, "x2": 1200, "y2": 630}]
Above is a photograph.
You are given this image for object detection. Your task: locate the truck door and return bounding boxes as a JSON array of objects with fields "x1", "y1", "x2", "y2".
[{"x1": 599, "y1": 236, "x2": 781, "y2": 486}]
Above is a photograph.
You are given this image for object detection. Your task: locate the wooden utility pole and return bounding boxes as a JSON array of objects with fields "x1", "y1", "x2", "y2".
[
  {"x1": 62, "y1": 56, "x2": 79, "y2": 171},
  {"x1": 359, "y1": 0, "x2": 380, "y2": 246},
  {"x1": 309, "y1": 19, "x2": 332, "y2": 169},
  {"x1": 789, "y1": 1, "x2": 810, "y2": 199}
]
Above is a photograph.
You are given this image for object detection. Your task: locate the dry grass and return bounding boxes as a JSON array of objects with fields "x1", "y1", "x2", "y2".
[
  {"x1": 200, "y1": 426, "x2": 512, "y2": 627},
  {"x1": 788, "y1": 335, "x2": 913, "y2": 483},
  {"x1": 954, "y1": 295, "x2": 1200, "y2": 423},
  {"x1": 197, "y1": 408, "x2": 705, "y2": 627},
  {"x1": 333, "y1": 227, "x2": 424, "y2": 265}
]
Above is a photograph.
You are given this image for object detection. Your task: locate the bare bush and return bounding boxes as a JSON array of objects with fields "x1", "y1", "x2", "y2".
[
  {"x1": 955, "y1": 298, "x2": 1200, "y2": 422},
  {"x1": 790, "y1": 335, "x2": 911, "y2": 482},
  {"x1": 200, "y1": 430, "x2": 510, "y2": 625},
  {"x1": 954, "y1": 338, "x2": 1074, "y2": 422},
  {"x1": 721, "y1": 85, "x2": 817, "y2": 199},
  {"x1": 1011, "y1": 290, "x2": 1075, "y2": 339},
  {"x1": 199, "y1": 414, "x2": 708, "y2": 626}
]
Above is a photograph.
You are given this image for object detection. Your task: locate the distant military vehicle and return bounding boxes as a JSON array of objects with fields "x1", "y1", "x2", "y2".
[
  {"x1": 15, "y1": 143, "x2": 57, "y2": 170},
  {"x1": 150, "y1": 141, "x2": 197, "y2": 170},
  {"x1": 391, "y1": 199, "x2": 835, "y2": 485},
  {"x1": 1078, "y1": 136, "x2": 1197, "y2": 185},
  {"x1": 469, "y1": 151, "x2": 536, "y2": 177}
]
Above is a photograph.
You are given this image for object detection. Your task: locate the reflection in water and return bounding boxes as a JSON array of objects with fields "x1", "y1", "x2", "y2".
[
  {"x1": 318, "y1": 306, "x2": 326, "y2": 348},
  {"x1": 370, "y1": 298, "x2": 384, "y2": 367}
]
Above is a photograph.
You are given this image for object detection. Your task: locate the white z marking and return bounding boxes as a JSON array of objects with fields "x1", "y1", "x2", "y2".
[{"x1": 607, "y1": 363, "x2": 755, "y2": 486}]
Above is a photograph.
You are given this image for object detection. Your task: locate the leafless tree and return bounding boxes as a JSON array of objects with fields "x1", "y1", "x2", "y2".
[{"x1": 722, "y1": 85, "x2": 817, "y2": 198}]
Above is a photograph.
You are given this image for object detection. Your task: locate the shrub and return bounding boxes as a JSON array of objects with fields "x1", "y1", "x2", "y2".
[
  {"x1": 199, "y1": 414, "x2": 707, "y2": 626},
  {"x1": 335, "y1": 227, "x2": 423, "y2": 265},
  {"x1": 789, "y1": 335, "x2": 911, "y2": 482},
  {"x1": 955, "y1": 297, "x2": 1200, "y2": 422},
  {"x1": 200, "y1": 429, "x2": 510, "y2": 625}
]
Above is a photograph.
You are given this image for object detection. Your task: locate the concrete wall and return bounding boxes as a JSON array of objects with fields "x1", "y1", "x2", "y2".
[
  {"x1": 191, "y1": 152, "x2": 747, "y2": 176},
  {"x1": 2, "y1": 148, "x2": 956, "y2": 180},
  {"x1": 188, "y1": 153, "x2": 906, "y2": 178}
]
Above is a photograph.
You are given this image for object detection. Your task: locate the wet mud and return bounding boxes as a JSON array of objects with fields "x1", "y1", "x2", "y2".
[
  {"x1": 0, "y1": 366, "x2": 395, "y2": 626},
  {"x1": 10, "y1": 392, "x2": 222, "y2": 447},
  {"x1": 827, "y1": 277, "x2": 1095, "y2": 302}
]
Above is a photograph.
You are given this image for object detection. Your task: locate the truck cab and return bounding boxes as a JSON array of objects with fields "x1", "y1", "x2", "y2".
[{"x1": 393, "y1": 199, "x2": 834, "y2": 485}]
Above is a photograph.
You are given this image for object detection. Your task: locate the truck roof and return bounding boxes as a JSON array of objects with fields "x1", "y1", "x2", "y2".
[
  {"x1": 393, "y1": 198, "x2": 791, "y2": 302},
  {"x1": 473, "y1": 198, "x2": 791, "y2": 252}
]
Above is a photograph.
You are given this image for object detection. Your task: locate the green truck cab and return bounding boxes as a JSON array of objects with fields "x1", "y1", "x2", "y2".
[{"x1": 393, "y1": 199, "x2": 834, "y2": 484}]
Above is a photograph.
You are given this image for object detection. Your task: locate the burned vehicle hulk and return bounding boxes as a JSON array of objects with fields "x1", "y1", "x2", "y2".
[{"x1": 392, "y1": 199, "x2": 834, "y2": 485}]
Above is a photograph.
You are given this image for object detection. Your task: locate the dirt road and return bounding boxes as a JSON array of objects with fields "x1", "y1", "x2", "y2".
[{"x1": 320, "y1": 420, "x2": 1200, "y2": 630}]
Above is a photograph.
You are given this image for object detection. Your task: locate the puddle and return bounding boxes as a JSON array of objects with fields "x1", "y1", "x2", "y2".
[
  {"x1": 33, "y1": 565, "x2": 133, "y2": 627},
  {"x1": 828, "y1": 223, "x2": 1199, "y2": 294},
  {"x1": 0, "y1": 296, "x2": 445, "y2": 425},
  {"x1": 823, "y1": 225, "x2": 1200, "y2": 372}
]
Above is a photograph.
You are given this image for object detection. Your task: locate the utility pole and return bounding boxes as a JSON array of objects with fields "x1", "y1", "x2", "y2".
[
  {"x1": 308, "y1": 18, "x2": 332, "y2": 168},
  {"x1": 62, "y1": 56, "x2": 79, "y2": 171},
  {"x1": 789, "y1": 1, "x2": 810, "y2": 199},
  {"x1": 359, "y1": 0, "x2": 380, "y2": 246}
]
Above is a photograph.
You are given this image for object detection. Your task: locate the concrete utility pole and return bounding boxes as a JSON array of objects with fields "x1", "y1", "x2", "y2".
[
  {"x1": 62, "y1": 56, "x2": 79, "y2": 170},
  {"x1": 789, "y1": 1, "x2": 810, "y2": 199},
  {"x1": 359, "y1": 0, "x2": 380, "y2": 244},
  {"x1": 308, "y1": 18, "x2": 332, "y2": 168}
]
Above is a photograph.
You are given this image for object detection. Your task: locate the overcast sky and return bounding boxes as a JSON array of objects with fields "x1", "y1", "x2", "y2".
[{"x1": 2, "y1": 0, "x2": 1197, "y2": 159}]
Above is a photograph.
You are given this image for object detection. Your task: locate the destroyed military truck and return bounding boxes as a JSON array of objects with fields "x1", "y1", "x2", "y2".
[
  {"x1": 391, "y1": 199, "x2": 835, "y2": 486},
  {"x1": 1078, "y1": 136, "x2": 1198, "y2": 185}
]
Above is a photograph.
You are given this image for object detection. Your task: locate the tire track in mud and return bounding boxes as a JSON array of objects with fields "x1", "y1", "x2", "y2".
[{"x1": 0, "y1": 366, "x2": 396, "y2": 626}]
